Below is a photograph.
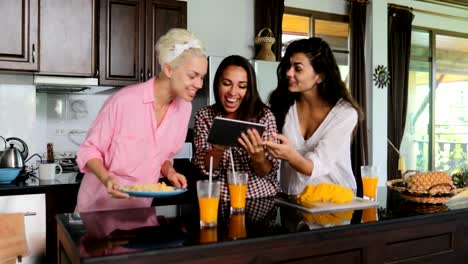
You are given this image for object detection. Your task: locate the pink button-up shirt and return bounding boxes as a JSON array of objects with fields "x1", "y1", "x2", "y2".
[{"x1": 75, "y1": 78, "x2": 191, "y2": 212}]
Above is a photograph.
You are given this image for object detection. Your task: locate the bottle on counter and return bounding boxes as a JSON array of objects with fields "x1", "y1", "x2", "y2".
[{"x1": 47, "y1": 143, "x2": 55, "y2": 163}]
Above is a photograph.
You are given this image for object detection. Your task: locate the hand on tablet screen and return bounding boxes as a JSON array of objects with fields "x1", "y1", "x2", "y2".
[{"x1": 238, "y1": 128, "x2": 265, "y2": 161}]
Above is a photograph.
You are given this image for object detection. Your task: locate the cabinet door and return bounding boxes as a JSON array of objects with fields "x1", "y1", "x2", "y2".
[
  {"x1": 0, "y1": 194, "x2": 46, "y2": 264},
  {"x1": 99, "y1": 0, "x2": 145, "y2": 86},
  {"x1": 39, "y1": 0, "x2": 96, "y2": 76},
  {"x1": 0, "y1": 0, "x2": 38, "y2": 71},
  {"x1": 145, "y1": 0, "x2": 187, "y2": 79}
]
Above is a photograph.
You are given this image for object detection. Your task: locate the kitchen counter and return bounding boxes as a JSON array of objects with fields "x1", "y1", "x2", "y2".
[
  {"x1": 56, "y1": 187, "x2": 468, "y2": 263},
  {"x1": 0, "y1": 172, "x2": 81, "y2": 195},
  {"x1": 1, "y1": 172, "x2": 81, "y2": 264}
]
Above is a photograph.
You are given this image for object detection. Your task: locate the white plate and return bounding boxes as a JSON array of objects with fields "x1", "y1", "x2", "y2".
[{"x1": 275, "y1": 197, "x2": 378, "y2": 214}]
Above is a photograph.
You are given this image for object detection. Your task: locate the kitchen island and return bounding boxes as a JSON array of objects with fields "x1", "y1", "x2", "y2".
[{"x1": 56, "y1": 187, "x2": 468, "y2": 263}]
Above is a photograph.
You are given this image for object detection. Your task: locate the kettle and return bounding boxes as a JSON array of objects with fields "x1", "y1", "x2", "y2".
[
  {"x1": 0, "y1": 136, "x2": 5, "y2": 157},
  {"x1": 0, "y1": 137, "x2": 29, "y2": 169}
]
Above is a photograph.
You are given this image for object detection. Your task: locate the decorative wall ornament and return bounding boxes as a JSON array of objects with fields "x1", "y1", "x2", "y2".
[
  {"x1": 373, "y1": 65, "x2": 390, "y2": 88},
  {"x1": 255, "y1": 28, "x2": 276, "y2": 61}
]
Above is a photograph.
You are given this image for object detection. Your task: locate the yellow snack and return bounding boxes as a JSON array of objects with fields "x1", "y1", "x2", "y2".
[
  {"x1": 297, "y1": 183, "x2": 354, "y2": 205},
  {"x1": 120, "y1": 182, "x2": 174, "y2": 192},
  {"x1": 303, "y1": 210, "x2": 353, "y2": 226}
]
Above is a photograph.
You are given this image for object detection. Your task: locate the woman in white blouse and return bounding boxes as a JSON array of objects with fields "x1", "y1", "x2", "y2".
[{"x1": 264, "y1": 38, "x2": 363, "y2": 195}]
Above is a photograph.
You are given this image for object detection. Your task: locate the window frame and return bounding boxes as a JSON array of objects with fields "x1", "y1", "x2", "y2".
[
  {"x1": 283, "y1": 7, "x2": 350, "y2": 56},
  {"x1": 410, "y1": 26, "x2": 468, "y2": 170}
]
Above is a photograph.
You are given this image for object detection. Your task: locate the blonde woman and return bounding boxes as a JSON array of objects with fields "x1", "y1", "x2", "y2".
[{"x1": 76, "y1": 29, "x2": 208, "y2": 212}]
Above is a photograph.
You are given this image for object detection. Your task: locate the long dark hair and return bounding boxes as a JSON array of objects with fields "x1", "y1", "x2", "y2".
[
  {"x1": 269, "y1": 37, "x2": 363, "y2": 131},
  {"x1": 213, "y1": 55, "x2": 267, "y2": 121}
]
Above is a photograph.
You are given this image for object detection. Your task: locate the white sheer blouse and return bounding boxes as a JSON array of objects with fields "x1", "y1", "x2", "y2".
[{"x1": 280, "y1": 99, "x2": 358, "y2": 195}]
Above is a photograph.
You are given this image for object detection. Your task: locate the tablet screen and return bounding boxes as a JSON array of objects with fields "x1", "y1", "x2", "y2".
[{"x1": 207, "y1": 117, "x2": 266, "y2": 147}]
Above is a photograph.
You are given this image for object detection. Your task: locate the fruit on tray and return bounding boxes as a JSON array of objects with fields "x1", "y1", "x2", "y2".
[
  {"x1": 303, "y1": 210, "x2": 354, "y2": 226},
  {"x1": 405, "y1": 171, "x2": 453, "y2": 194},
  {"x1": 452, "y1": 167, "x2": 468, "y2": 188},
  {"x1": 297, "y1": 183, "x2": 354, "y2": 204}
]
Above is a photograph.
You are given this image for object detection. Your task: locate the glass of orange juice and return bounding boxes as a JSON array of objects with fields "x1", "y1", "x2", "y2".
[
  {"x1": 361, "y1": 165, "x2": 379, "y2": 200},
  {"x1": 199, "y1": 227, "x2": 218, "y2": 244},
  {"x1": 227, "y1": 171, "x2": 248, "y2": 212},
  {"x1": 197, "y1": 180, "x2": 220, "y2": 228},
  {"x1": 362, "y1": 207, "x2": 378, "y2": 223},
  {"x1": 228, "y1": 212, "x2": 246, "y2": 240}
]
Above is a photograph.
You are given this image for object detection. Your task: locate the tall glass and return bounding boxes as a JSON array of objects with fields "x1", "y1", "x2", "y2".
[
  {"x1": 228, "y1": 212, "x2": 246, "y2": 240},
  {"x1": 362, "y1": 207, "x2": 378, "y2": 223},
  {"x1": 361, "y1": 165, "x2": 379, "y2": 200},
  {"x1": 197, "y1": 180, "x2": 220, "y2": 228},
  {"x1": 227, "y1": 171, "x2": 248, "y2": 212},
  {"x1": 199, "y1": 227, "x2": 218, "y2": 244}
]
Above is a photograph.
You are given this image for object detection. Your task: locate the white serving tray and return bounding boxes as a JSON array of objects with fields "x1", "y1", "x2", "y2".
[{"x1": 275, "y1": 197, "x2": 378, "y2": 214}]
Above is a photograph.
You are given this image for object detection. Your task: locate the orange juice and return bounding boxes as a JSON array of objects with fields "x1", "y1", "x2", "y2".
[
  {"x1": 229, "y1": 184, "x2": 247, "y2": 210},
  {"x1": 362, "y1": 207, "x2": 377, "y2": 222},
  {"x1": 229, "y1": 213, "x2": 246, "y2": 239},
  {"x1": 199, "y1": 228, "x2": 218, "y2": 244},
  {"x1": 362, "y1": 177, "x2": 378, "y2": 198},
  {"x1": 198, "y1": 197, "x2": 219, "y2": 225}
]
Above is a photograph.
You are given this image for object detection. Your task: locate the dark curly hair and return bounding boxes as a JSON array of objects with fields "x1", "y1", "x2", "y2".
[{"x1": 269, "y1": 37, "x2": 363, "y2": 131}]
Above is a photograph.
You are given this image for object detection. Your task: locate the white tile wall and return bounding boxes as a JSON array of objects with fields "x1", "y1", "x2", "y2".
[
  {"x1": 0, "y1": 76, "x2": 111, "y2": 166},
  {"x1": 0, "y1": 84, "x2": 38, "y2": 157},
  {"x1": 0, "y1": 75, "x2": 193, "y2": 165}
]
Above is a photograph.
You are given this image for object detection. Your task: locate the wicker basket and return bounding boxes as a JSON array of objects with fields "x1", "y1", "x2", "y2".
[
  {"x1": 387, "y1": 179, "x2": 468, "y2": 204},
  {"x1": 400, "y1": 202, "x2": 449, "y2": 214},
  {"x1": 387, "y1": 179, "x2": 457, "y2": 195},
  {"x1": 255, "y1": 28, "x2": 276, "y2": 61}
]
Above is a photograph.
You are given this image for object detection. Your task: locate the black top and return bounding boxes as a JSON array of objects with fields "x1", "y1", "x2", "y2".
[{"x1": 56, "y1": 187, "x2": 468, "y2": 259}]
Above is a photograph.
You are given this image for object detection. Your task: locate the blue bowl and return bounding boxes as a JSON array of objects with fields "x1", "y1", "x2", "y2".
[{"x1": 0, "y1": 168, "x2": 21, "y2": 184}]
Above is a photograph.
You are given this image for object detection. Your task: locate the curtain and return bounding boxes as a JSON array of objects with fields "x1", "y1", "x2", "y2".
[
  {"x1": 349, "y1": 0, "x2": 368, "y2": 198},
  {"x1": 254, "y1": 0, "x2": 284, "y2": 61},
  {"x1": 387, "y1": 7, "x2": 414, "y2": 180}
]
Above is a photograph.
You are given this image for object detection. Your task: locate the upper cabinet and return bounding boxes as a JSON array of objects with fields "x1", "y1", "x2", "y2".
[
  {"x1": 99, "y1": 0, "x2": 145, "y2": 86},
  {"x1": 145, "y1": 0, "x2": 187, "y2": 78},
  {"x1": 0, "y1": 0, "x2": 39, "y2": 71},
  {"x1": 99, "y1": 0, "x2": 187, "y2": 86},
  {"x1": 39, "y1": 0, "x2": 97, "y2": 76}
]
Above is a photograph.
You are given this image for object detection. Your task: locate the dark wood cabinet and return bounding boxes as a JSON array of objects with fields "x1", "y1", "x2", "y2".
[
  {"x1": 99, "y1": 0, "x2": 186, "y2": 86},
  {"x1": 0, "y1": 0, "x2": 39, "y2": 71},
  {"x1": 99, "y1": 0, "x2": 145, "y2": 86},
  {"x1": 145, "y1": 0, "x2": 187, "y2": 78},
  {"x1": 39, "y1": 0, "x2": 97, "y2": 76}
]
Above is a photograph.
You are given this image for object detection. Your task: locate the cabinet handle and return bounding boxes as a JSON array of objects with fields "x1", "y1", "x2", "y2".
[
  {"x1": 147, "y1": 69, "x2": 151, "y2": 79},
  {"x1": 140, "y1": 69, "x2": 144, "y2": 80},
  {"x1": 32, "y1": 44, "x2": 36, "y2": 63},
  {"x1": 95, "y1": 69, "x2": 99, "y2": 77}
]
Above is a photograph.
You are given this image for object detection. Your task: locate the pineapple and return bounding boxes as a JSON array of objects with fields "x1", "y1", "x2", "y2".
[
  {"x1": 452, "y1": 167, "x2": 468, "y2": 188},
  {"x1": 405, "y1": 171, "x2": 453, "y2": 194}
]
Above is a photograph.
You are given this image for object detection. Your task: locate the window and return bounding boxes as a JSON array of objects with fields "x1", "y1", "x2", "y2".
[
  {"x1": 281, "y1": 9, "x2": 350, "y2": 84},
  {"x1": 401, "y1": 29, "x2": 468, "y2": 173}
]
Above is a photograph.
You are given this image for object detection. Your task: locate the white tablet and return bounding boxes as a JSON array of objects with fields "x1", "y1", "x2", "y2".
[{"x1": 207, "y1": 117, "x2": 266, "y2": 147}]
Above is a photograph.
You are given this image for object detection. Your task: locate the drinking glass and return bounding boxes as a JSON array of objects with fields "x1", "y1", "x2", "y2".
[{"x1": 197, "y1": 180, "x2": 220, "y2": 228}]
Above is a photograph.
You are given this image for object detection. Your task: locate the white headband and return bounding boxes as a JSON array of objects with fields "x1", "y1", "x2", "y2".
[{"x1": 166, "y1": 39, "x2": 202, "y2": 63}]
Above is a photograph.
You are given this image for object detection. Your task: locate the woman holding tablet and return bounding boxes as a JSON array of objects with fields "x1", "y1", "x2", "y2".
[
  {"x1": 264, "y1": 38, "x2": 363, "y2": 195},
  {"x1": 75, "y1": 29, "x2": 208, "y2": 212},
  {"x1": 193, "y1": 55, "x2": 280, "y2": 200}
]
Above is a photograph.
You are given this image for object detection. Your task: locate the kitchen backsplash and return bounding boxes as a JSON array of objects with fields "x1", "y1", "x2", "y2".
[
  {"x1": 0, "y1": 80, "x2": 111, "y2": 165},
  {"x1": 0, "y1": 74, "x2": 209, "y2": 166}
]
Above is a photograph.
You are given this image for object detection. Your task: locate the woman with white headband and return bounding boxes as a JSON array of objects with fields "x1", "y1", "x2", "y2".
[{"x1": 75, "y1": 28, "x2": 208, "y2": 212}]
